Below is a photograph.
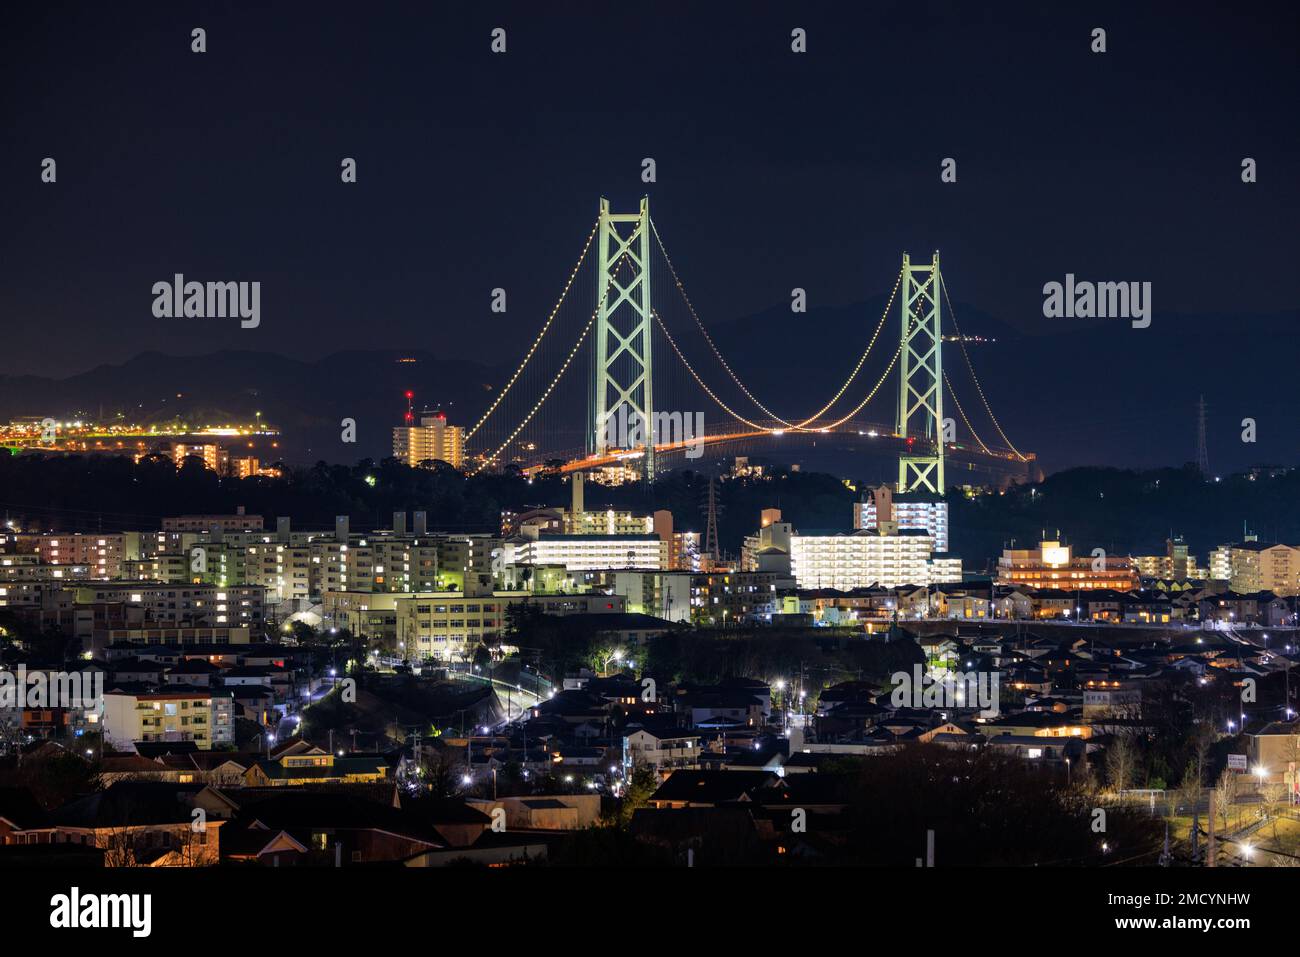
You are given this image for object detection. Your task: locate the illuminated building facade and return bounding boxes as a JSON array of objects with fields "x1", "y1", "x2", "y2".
[
  {"x1": 1228, "y1": 541, "x2": 1300, "y2": 597},
  {"x1": 996, "y1": 539, "x2": 1138, "y2": 591},
  {"x1": 393, "y1": 412, "x2": 464, "y2": 469}
]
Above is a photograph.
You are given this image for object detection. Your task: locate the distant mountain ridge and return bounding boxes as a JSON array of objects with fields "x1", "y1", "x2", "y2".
[{"x1": 2, "y1": 303, "x2": 1296, "y2": 474}]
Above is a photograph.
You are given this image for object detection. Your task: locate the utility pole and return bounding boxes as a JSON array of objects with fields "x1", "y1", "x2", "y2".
[{"x1": 916, "y1": 830, "x2": 935, "y2": 867}]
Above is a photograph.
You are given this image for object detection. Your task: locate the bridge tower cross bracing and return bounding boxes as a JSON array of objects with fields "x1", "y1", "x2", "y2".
[
  {"x1": 896, "y1": 250, "x2": 945, "y2": 494},
  {"x1": 589, "y1": 196, "x2": 656, "y2": 480}
]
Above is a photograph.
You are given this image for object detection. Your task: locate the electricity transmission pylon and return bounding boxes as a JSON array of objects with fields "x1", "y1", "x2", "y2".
[{"x1": 703, "y1": 475, "x2": 720, "y2": 562}]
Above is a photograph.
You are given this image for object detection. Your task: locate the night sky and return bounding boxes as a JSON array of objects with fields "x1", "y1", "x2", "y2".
[{"x1": 2, "y1": 1, "x2": 1297, "y2": 470}]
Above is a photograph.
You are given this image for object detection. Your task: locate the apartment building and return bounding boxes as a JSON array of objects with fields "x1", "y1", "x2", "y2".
[
  {"x1": 162, "y1": 512, "x2": 265, "y2": 533},
  {"x1": 691, "y1": 571, "x2": 781, "y2": 625},
  {"x1": 393, "y1": 593, "x2": 509, "y2": 660},
  {"x1": 27, "y1": 532, "x2": 145, "y2": 579},
  {"x1": 102, "y1": 687, "x2": 235, "y2": 750},
  {"x1": 1228, "y1": 542, "x2": 1300, "y2": 597},
  {"x1": 503, "y1": 534, "x2": 668, "y2": 572},
  {"x1": 74, "y1": 583, "x2": 266, "y2": 627},
  {"x1": 996, "y1": 539, "x2": 1138, "y2": 592},
  {"x1": 790, "y1": 529, "x2": 947, "y2": 591},
  {"x1": 853, "y1": 485, "x2": 950, "y2": 552},
  {"x1": 392, "y1": 412, "x2": 464, "y2": 468},
  {"x1": 389, "y1": 590, "x2": 627, "y2": 660},
  {"x1": 0, "y1": 557, "x2": 93, "y2": 585},
  {"x1": 589, "y1": 569, "x2": 693, "y2": 622}
]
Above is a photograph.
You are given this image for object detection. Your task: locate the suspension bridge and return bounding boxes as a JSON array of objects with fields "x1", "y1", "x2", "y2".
[{"x1": 464, "y1": 197, "x2": 1035, "y2": 490}]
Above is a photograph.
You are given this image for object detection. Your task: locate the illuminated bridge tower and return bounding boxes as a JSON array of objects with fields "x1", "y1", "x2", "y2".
[
  {"x1": 589, "y1": 196, "x2": 656, "y2": 479},
  {"x1": 896, "y1": 251, "x2": 945, "y2": 494}
]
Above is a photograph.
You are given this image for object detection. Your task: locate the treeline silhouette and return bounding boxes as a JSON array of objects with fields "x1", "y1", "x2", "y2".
[{"x1": 0, "y1": 453, "x2": 1295, "y2": 561}]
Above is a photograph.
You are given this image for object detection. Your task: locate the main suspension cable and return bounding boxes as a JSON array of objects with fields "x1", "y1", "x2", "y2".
[
  {"x1": 943, "y1": 370, "x2": 991, "y2": 454},
  {"x1": 653, "y1": 311, "x2": 770, "y2": 432},
  {"x1": 471, "y1": 264, "x2": 616, "y2": 473},
  {"x1": 939, "y1": 272, "x2": 1028, "y2": 461},
  {"x1": 466, "y1": 217, "x2": 599, "y2": 440},
  {"x1": 650, "y1": 216, "x2": 901, "y2": 431}
]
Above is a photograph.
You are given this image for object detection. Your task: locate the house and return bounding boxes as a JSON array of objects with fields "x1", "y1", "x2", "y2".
[
  {"x1": 1245, "y1": 720, "x2": 1300, "y2": 790},
  {"x1": 1121, "y1": 590, "x2": 1174, "y2": 624},
  {"x1": 159, "y1": 751, "x2": 258, "y2": 787},
  {"x1": 623, "y1": 724, "x2": 701, "y2": 776},
  {"x1": 403, "y1": 830, "x2": 550, "y2": 867},
  {"x1": 1200, "y1": 591, "x2": 1291, "y2": 627},
  {"x1": 243, "y1": 752, "x2": 390, "y2": 787},
  {"x1": 993, "y1": 587, "x2": 1033, "y2": 620},
  {"x1": 715, "y1": 748, "x2": 786, "y2": 775},
  {"x1": 0, "y1": 787, "x2": 48, "y2": 844},
  {"x1": 981, "y1": 711, "x2": 1090, "y2": 739},
  {"x1": 107, "y1": 657, "x2": 166, "y2": 685},
  {"x1": 646, "y1": 770, "x2": 780, "y2": 808},
  {"x1": 16, "y1": 782, "x2": 225, "y2": 866},
  {"x1": 401, "y1": 797, "x2": 494, "y2": 847},
  {"x1": 163, "y1": 658, "x2": 224, "y2": 687},
  {"x1": 917, "y1": 635, "x2": 960, "y2": 668},
  {"x1": 97, "y1": 754, "x2": 179, "y2": 785},
  {"x1": 629, "y1": 806, "x2": 770, "y2": 865},
  {"x1": 221, "y1": 791, "x2": 444, "y2": 865},
  {"x1": 984, "y1": 734, "x2": 1081, "y2": 765},
  {"x1": 1081, "y1": 678, "x2": 1143, "y2": 718},
  {"x1": 675, "y1": 689, "x2": 765, "y2": 728},
  {"x1": 747, "y1": 773, "x2": 853, "y2": 813},
  {"x1": 929, "y1": 587, "x2": 991, "y2": 620},
  {"x1": 466, "y1": 793, "x2": 600, "y2": 831}
]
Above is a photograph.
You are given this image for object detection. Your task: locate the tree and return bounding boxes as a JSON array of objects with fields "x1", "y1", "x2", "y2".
[
  {"x1": 610, "y1": 764, "x2": 659, "y2": 829},
  {"x1": 1180, "y1": 758, "x2": 1204, "y2": 824},
  {"x1": 1261, "y1": 783, "x2": 1288, "y2": 842},
  {"x1": 1216, "y1": 766, "x2": 1239, "y2": 834},
  {"x1": 419, "y1": 748, "x2": 460, "y2": 800},
  {"x1": 1105, "y1": 734, "x2": 1138, "y2": 794}
]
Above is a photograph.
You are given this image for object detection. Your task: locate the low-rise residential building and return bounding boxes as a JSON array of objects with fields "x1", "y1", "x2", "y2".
[
  {"x1": 102, "y1": 686, "x2": 235, "y2": 751},
  {"x1": 997, "y1": 539, "x2": 1139, "y2": 592}
]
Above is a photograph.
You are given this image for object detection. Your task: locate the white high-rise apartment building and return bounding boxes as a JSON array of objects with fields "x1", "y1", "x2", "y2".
[
  {"x1": 791, "y1": 529, "x2": 959, "y2": 590},
  {"x1": 853, "y1": 487, "x2": 949, "y2": 552},
  {"x1": 503, "y1": 535, "x2": 668, "y2": 572}
]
